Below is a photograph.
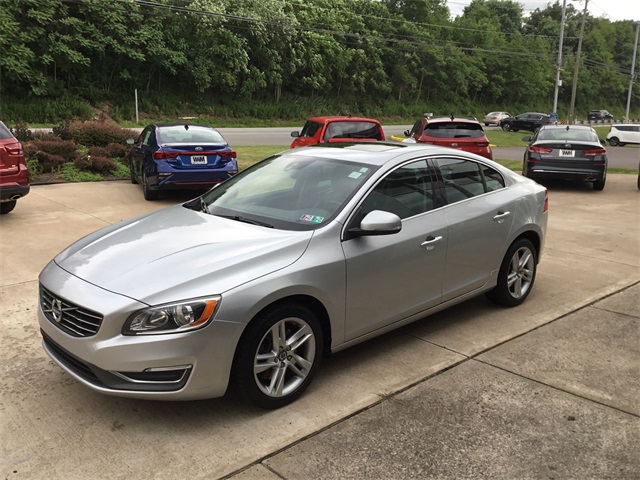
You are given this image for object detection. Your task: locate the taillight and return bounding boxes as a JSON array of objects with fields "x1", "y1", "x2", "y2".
[
  {"x1": 530, "y1": 146, "x2": 552, "y2": 154},
  {"x1": 218, "y1": 150, "x2": 236, "y2": 159},
  {"x1": 584, "y1": 148, "x2": 606, "y2": 155},
  {"x1": 544, "y1": 189, "x2": 549, "y2": 213},
  {"x1": 6, "y1": 142, "x2": 23, "y2": 155},
  {"x1": 475, "y1": 141, "x2": 489, "y2": 147},
  {"x1": 153, "y1": 150, "x2": 180, "y2": 160}
]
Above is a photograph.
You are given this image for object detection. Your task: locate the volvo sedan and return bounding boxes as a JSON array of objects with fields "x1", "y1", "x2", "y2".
[{"x1": 38, "y1": 143, "x2": 548, "y2": 409}]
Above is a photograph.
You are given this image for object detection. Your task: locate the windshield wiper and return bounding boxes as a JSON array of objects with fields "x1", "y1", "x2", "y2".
[
  {"x1": 216, "y1": 214, "x2": 274, "y2": 228},
  {"x1": 200, "y1": 197, "x2": 209, "y2": 214}
]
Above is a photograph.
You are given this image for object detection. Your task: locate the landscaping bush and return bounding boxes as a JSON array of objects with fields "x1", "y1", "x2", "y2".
[
  {"x1": 74, "y1": 155, "x2": 92, "y2": 171},
  {"x1": 88, "y1": 146, "x2": 109, "y2": 158},
  {"x1": 10, "y1": 121, "x2": 33, "y2": 142},
  {"x1": 35, "y1": 152, "x2": 66, "y2": 173},
  {"x1": 53, "y1": 120, "x2": 73, "y2": 141},
  {"x1": 61, "y1": 163, "x2": 102, "y2": 182},
  {"x1": 105, "y1": 142, "x2": 129, "y2": 159},
  {"x1": 87, "y1": 156, "x2": 117, "y2": 174},
  {"x1": 32, "y1": 140, "x2": 78, "y2": 160},
  {"x1": 69, "y1": 121, "x2": 138, "y2": 147}
]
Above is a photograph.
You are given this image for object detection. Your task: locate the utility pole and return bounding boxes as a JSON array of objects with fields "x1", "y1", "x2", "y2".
[
  {"x1": 553, "y1": 0, "x2": 568, "y2": 116},
  {"x1": 624, "y1": 21, "x2": 640, "y2": 122},
  {"x1": 568, "y1": 0, "x2": 588, "y2": 125}
]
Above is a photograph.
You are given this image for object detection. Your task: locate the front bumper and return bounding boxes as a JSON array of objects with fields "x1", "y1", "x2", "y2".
[{"x1": 38, "y1": 261, "x2": 245, "y2": 400}]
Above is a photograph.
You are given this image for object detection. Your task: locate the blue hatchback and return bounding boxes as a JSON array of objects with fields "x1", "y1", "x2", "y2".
[{"x1": 127, "y1": 124, "x2": 238, "y2": 200}]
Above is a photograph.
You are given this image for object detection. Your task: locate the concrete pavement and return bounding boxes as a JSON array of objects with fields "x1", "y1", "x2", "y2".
[{"x1": 1, "y1": 176, "x2": 638, "y2": 479}]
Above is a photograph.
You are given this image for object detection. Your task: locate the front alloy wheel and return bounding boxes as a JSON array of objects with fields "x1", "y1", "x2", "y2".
[
  {"x1": 234, "y1": 304, "x2": 322, "y2": 409},
  {"x1": 502, "y1": 123, "x2": 512, "y2": 132},
  {"x1": 486, "y1": 238, "x2": 537, "y2": 307}
]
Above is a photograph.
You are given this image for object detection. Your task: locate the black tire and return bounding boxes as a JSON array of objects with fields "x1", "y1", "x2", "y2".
[
  {"x1": 232, "y1": 303, "x2": 323, "y2": 409},
  {"x1": 637, "y1": 173, "x2": 640, "y2": 190},
  {"x1": 142, "y1": 170, "x2": 158, "y2": 201},
  {"x1": 0, "y1": 200, "x2": 17, "y2": 215},
  {"x1": 608, "y1": 137, "x2": 619, "y2": 146},
  {"x1": 512, "y1": 128, "x2": 519, "y2": 132},
  {"x1": 129, "y1": 161, "x2": 138, "y2": 184},
  {"x1": 593, "y1": 171, "x2": 606, "y2": 191},
  {"x1": 486, "y1": 238, "x2": 537, "y2": 307},
  {"x1": 485, "y1": 123, "x2": 490, "y2": 127},
  {"x1": 501, "y1": 123, "x2": 512, "y2": 132}
]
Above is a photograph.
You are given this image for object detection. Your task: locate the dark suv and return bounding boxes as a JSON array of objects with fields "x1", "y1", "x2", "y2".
[
  {"x1": 500, "y1": 113, "x2": 551, "y2": 133},
  {"x1": 0, "y1": 121, "x2": 30, "y2": 214},
  {"x1": 587, "y1": 110, "x2": 614, "y2": 122}
]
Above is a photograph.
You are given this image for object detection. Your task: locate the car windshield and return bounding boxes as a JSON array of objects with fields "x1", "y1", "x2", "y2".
[
  {"x1": 198, "y1": 154, "x2": 377, "y2": 231},
  {"x1": 424, "y1": 122, "x2": 485, "y2": 139},
  {"x1": 537, "y1": 129, "x2": 599, "y2": 142},
  {"x1": 157, "y1": 126, "x2": 226, "y2": 144},
  {"x1": 324, "y1": 121, "x2": 382, "y2": 141}
]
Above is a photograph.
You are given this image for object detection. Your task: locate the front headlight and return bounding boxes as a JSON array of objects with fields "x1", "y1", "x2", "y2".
[{"x1": 122, "y1": 296, "x2": 220, "y2": 335}]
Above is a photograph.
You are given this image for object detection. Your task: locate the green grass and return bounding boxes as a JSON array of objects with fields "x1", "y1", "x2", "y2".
[{"x1": 235, "y1": 145, "x2": 288, "y2": 170}]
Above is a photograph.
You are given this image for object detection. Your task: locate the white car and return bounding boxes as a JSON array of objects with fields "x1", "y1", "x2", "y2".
[
  {"x1": 482, "y1": 111, "x2": 511, "y2": 126},
  {"x1": 606, "y1": 124, "x2": 640, "y2": 146}
]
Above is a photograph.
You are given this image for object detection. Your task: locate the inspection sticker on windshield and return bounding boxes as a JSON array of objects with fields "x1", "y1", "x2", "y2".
[
  {"x1": 349, "y1": 172, "x2": 363, "y2": 179},
  {"x1": 300, "y1": 214, "x2": 324, "y2": 223}
]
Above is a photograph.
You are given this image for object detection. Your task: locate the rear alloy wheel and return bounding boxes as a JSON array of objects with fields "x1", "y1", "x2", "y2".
[
  {"x1": 0, "y1": 200, "x2": 17, "y2": 215},
  {"x1": 608, "y1": 137, "x2": 619, "y2": 146},
  {"x1": 233, "y1": 304, "x2": 323, "y2": 409},
  {"x1": 142, "y1": 170, "x2": 158, "y2": 201},
  {"x1": 486, "y1": 238, "x2": 537, "y2": 307},
  {"x1": 501, "y1": 123, "x2": 512, "y2": 132}
]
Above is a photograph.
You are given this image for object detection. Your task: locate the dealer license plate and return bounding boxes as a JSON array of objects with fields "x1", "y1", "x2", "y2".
[
  {"x1": 191, "y1": 155, "x2": 207, "y2": 164},
  {"x1": 559, "y1": 149, "x2": 574, "y2": 157}
]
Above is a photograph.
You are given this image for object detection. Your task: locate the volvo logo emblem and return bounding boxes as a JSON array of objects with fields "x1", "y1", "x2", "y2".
[
  {"x1": 195, "y1": 146, "x2": 203, "y2": 152},
  {"x1": 51, "y1": 298, "x2": 63, "y2": 323}
]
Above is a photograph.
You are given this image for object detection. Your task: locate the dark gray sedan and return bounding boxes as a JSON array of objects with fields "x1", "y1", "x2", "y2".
[
  {"x1": 39, "y1": 143, "x2": 548, "y2": 409},
  {"x1": 522, "y1": 125, "x2": 608, "y2": 191}
]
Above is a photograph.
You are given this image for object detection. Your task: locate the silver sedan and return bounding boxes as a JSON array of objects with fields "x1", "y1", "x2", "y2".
[{"x1": 38, "y1": 143, "x2": 548, "y2": 408}]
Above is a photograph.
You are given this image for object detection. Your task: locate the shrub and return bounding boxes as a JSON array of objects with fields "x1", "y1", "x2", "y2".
[
  {"x1": 105, "y1": 142, "x2": 129, "y2": 159},
  {"x1": 53, "y1": 120, "x2": 73, "y2": 141},
  {"x1": 69, "y1": 121, "x2": 137, "y2": 147},
  {"x1": 31, "y1": 140, "x2": 78, "y2": 160},
  {"x1": 36, "y1": 152, "x2": 66, "y2": 173},
  {"x1": 87, "y1": 156, "x2": 117, "y2": 174},
  {"x1": 111, "y1": 160, "x2": 130, "y2": 178},
  {"x1": 88, "y1": 146, "x2": 109, "y2": 157},
  {"x1": 31, "y1": 131, "x2": 58, "y2": 141},
  {"x1": 61, "y1": 163, "x2": 102, "y2": 182},
  {"x1": 11, "y1": 121, "x2": 33, "y2": 142},
  {"x1": 74, "y1": 155, "x2": 92, "y2": 171}
]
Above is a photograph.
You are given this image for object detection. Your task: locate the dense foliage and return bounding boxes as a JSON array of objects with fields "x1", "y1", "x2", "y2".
[{"x1": 1, "y1": 0, "x2": 638, "y2": 122}]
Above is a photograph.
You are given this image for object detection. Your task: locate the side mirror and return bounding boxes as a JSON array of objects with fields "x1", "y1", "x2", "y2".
[
  {"x1": 349, "y1": 210, "x2": 402, "y2": 237},
  {"x1": 291, "y1": 131, "x2": 300, "y2": 138},
  {"x1": 522, "y1": 136, "x2": 532, "y2": 142},
  {"x1": 126, "y1": 138, "x2": 135, "y2": 145},
  {"x1": 403, "y1": 130, "x2": 410, "y2": 136}
]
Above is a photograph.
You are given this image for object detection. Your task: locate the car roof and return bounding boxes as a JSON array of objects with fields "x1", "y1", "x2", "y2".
[
  {"x1": 280, "y1": 142, "x2": 491, "y2": 167},
  {"x1": 154, "y1": 123, "x2": 218, "y2": 129},
  {"x1": 307, "y1": 116, "x2": 381, "y2": 124},
  {"x1": 539, "y1": 125, "x2": 595, "y2": 132}
]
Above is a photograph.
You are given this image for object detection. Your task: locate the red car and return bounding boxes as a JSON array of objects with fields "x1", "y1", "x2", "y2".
[
  {"x1": 290, "y1": 116, "x2": 385, "y2": 148},
  {"x1": 406, "y1": 116, "x2": 493, "y2": 160},
  {"x1": 0, "y1": 121, "x2": 30, "y2": 214}
]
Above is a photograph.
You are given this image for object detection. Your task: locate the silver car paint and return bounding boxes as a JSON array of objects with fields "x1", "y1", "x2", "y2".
[{"x1": 38, "y1": 145, "x2": 547, "y2": 400}]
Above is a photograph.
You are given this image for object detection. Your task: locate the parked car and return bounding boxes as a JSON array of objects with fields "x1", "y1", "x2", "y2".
[
  {"x1": 587, "y1": 110, "x2": 614, "y2": 122},
  {"x1": 606, "y1": 124, "x2": 640, "y2": 147},
  {"x1": 290, "y1": 116, "x2": 384, "y2": 148},
  {"x1": 38, "y1": 142, "x2": 548, "y2": 408},
  {"x1": 500, "y1": 113, "x2": 551, "y2": 133},
  {"x1": 127, "y1": 124, "x2": 238, "y2": 200},
  {"x1": 522, "y1": 125, "x2": 607, "y2": 190},
  {"x1": 482, "y1": 111, "x2": 511, "y2": 126},
  {"x1": 0, "y1": 121, "x2": 30, "y2": 214},
  {"x1": 404, "y1": 115, "x2": 493, "y2": 159}
]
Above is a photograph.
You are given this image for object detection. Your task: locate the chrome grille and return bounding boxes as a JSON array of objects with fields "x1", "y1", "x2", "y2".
[{"x1": 40, "y1": 285, "x2": 103, "y2": 337}]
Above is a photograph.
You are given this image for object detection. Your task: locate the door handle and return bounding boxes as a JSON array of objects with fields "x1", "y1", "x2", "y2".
[
  {"x1": 421, "y1": 235, "x2": 443, "y2": 251},
  {"x1": 493, "y1": 211, "x2": 511, "y2": 223}
]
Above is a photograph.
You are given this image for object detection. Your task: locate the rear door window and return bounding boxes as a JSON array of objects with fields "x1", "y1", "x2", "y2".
[{"x1": 434, "y1": 158, "x2": 485, "y2": 204}]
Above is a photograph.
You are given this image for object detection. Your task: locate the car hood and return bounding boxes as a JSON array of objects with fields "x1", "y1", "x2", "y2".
[{"x1": 54, "y1": 205, "x2": 314, "y2": 304}]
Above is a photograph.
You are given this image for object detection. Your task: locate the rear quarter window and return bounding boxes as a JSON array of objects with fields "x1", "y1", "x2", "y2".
[{"x1": 0, "y1": 122, "x2": 15, "y2": 140}]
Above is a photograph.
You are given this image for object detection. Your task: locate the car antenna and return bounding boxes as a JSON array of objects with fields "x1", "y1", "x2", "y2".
[
  {"x1": 566, "y1": 125, "x2": 570, "y2": 131},
  {"x1": 184, "y1": 125, "x2": 189, "y2": 130},
  {"x1": 450, "y1": 114, "x2": 454, "y2": 121}
]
